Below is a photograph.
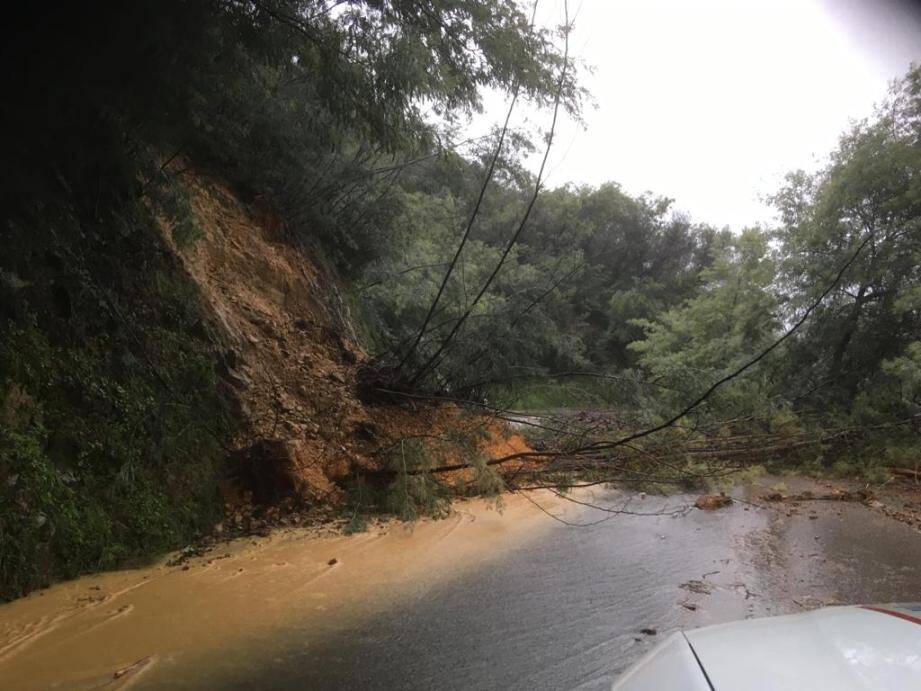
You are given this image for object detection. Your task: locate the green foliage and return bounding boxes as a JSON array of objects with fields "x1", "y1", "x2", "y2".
[
  {"x1": 469, "y1": 456, "x2": 507, "y2": 498},
  {"x1": 0, "y1": 425, "x2": 93, "y2": 595},
  {"x1": 0, "y1": 182, "x2": 228, "y2": 599},
  {"x1": 628, "y1": 229, "x2": 780, "y2": 417},
  {"x1": 827, "y1": 457, "x2": 890, "y2": 484},
  {"x1": 344, "y1": 511, "x2": 371, "y2": 536},
  {"x1": 510, "y1": 379, "x2": 620, "y2": 411},
  {"x1": 771, "y1": 65, "x2": 921, "y2": 418},
  {"x1": 341, "y1": 426, "x2": 501, "y2": 524},
  {"x1": 882, "y1": 341, "x2": 921, "y2": 408},
  {"x1": 4, "y1": 0, "x2": 579, "y2": 273},
  {"x1": 386, "y1": 440, "x2": 452, "y2": 522},
  {"x1": 360, "y1": 157, "x2": 713, "y2": 392},
  {"x1": 151, "y1": 177, "x2": 204, "y2": 247}
]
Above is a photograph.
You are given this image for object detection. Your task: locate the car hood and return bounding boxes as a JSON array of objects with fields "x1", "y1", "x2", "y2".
[{"x1": 684, "y1": 604, "x2": 921, "y2": 690}]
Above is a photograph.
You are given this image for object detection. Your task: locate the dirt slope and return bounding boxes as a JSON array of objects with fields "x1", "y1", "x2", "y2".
[{"x1": 157, "y1": 169, "x2": 527, "y2": 507}]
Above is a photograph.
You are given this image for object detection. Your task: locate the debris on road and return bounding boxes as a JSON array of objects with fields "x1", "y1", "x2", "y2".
[
  {"x1": 680, "y1": 579, "x2": 714, "y2": 595},
  {"x1": 695, "y1": 494, "x2": 733, "y2": 510},
  {"x1": 760, "y1": 488, "x2": 873, "y2": 504},
  {"x1": 113, "y1": 656, "x2": 153, "y2": 680}
]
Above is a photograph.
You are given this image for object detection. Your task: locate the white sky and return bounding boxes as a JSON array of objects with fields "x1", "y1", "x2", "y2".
[{"x1": 469, "y1": 0, "x2": 921, "y2": 229}]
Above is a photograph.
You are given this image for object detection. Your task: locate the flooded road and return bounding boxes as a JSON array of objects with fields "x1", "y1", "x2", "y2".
[
  {"x1": 3, "y1": 478, "x2": 921, "y2": 689},
  {"x1": 262, "y1": 491, "x2": 763, "y2": 691},
  {"x1": 223, "y1": 481, "x2": 921, "y2": 690}
]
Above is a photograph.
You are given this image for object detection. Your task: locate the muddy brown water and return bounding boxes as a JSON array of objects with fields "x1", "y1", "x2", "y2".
[
  {"x1": 212, "y1": 484, "x2": 921, "y2": 690},
  {"x1": 3, "y1": 479, "x2": 921, "y2": 690}
]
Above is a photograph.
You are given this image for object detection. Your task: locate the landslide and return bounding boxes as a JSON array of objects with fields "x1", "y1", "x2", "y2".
[
  {"x1": 159, "y1": 167, "x2": 529, "y2": 508},
  {"x1": 0, "y1": 161, "x2": 527, "y2": 601}
]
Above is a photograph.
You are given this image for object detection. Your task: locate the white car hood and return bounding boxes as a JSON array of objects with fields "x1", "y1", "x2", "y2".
[{"x1": 684, "y1": 604, "x2": 921, "y2": 690}]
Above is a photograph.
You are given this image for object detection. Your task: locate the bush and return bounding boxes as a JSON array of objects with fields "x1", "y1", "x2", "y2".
[{"x1": 0, "y1": 185, "x2": 228, "y2": 599}]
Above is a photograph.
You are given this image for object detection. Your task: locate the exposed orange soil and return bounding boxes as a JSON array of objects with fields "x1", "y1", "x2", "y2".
[{"x1": 156, "y1": 168, "x2": 530, "y2": 507}]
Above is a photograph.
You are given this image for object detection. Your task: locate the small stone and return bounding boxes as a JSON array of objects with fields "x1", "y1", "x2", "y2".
[
  {"x1": 640, "y1": 627, "x2": 657, "y2": 636},
  {"x1": 328, "y1": 558, "x2": 338, "y2": 566}
]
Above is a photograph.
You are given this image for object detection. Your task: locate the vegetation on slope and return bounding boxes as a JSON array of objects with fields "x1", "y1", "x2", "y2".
[{"x1": 1, "y1": 173, "x2": 229, "y2": 598}]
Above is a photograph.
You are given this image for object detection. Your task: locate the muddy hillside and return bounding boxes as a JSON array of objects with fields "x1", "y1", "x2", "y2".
[{"x1": 159, "y1": 169, "x2": 527, "y2": 507}]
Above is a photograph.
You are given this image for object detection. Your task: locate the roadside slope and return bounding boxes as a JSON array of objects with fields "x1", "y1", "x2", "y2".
[{"x1": 160, "y1": 167, "x2": 529, "y2": 510}]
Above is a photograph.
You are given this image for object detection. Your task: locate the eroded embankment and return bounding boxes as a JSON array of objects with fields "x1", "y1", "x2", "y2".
[
  {"x1": 158, "y1": 167, "x2": 531, "y2": 509},
  {"x1": 0, "y1": 491, "x2": 569, "y2": 690}
]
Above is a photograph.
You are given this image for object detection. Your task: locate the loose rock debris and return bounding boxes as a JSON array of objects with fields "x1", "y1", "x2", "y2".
[
  {"x1": 760, "y1": 488, "x2": 873, "y2": 503},
  {"x1": 694, "y1": 494, "x2": 733, "y2": 510}
]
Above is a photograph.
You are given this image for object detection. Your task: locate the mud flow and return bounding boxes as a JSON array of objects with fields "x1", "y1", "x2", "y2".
[{"x1": 2, "y1": 478, "x2": 921, "y2": 690}]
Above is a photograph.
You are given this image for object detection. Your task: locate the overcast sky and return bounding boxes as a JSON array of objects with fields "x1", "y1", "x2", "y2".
[{"x1": 470, "y1": 0, "x2": 921, "y2": 229}]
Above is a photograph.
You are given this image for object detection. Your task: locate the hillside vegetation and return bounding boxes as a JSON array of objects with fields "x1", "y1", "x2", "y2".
[{"x1": 1, "y1": 2, "x2": 919, "y2": 600}]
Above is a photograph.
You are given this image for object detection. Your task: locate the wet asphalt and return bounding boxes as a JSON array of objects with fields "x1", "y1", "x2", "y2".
[{"x1": 203, "y1": 480, "x2": 921, "y2": 690}]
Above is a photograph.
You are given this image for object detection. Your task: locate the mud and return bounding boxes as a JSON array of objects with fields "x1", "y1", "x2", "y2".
[
  {"x1": 3, "y1": 477, "x2": 921, "y2": 690},
  {"x1": 159, "y1": 169, "x2": 532, "y2": 506},
  {"x1": 0, "y1": 492, "x2": 564, "y2": 690}
]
